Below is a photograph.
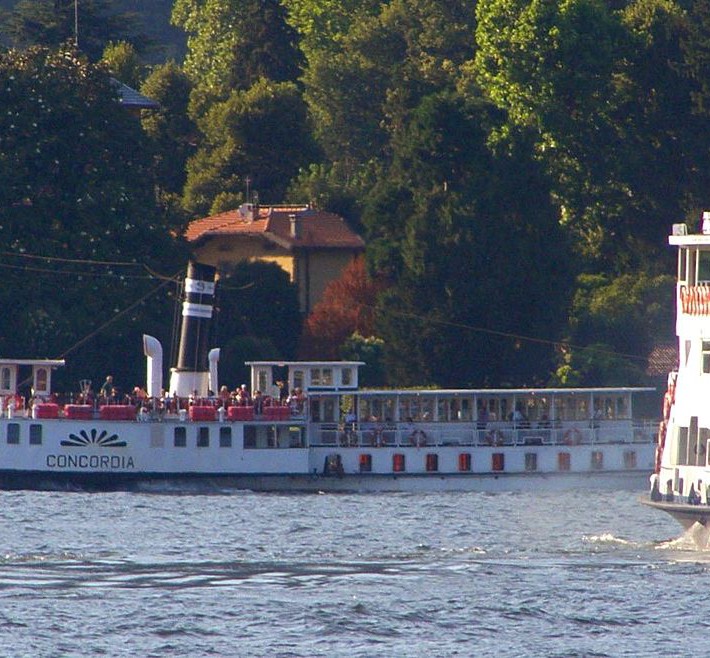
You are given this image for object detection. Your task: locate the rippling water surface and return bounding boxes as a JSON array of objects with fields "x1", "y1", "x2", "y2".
[{"x1": 0, "y1": 486, "x2": 703, "y2": 656}]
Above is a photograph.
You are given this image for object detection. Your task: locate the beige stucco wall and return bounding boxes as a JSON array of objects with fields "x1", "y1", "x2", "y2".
[
  {"x1": 191, "y1": 236, "x2": 360, "y2": 313},
  {"x1": 296, "y1": 250, "x2": 358, "y2": 313}
]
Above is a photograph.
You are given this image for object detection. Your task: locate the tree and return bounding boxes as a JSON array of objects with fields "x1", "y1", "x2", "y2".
[
  {"x1": 363, "y1": 92, "x2": 572, "y2": 387},
  {"x1": 469, "y1": 0, "x2": 710, "y2": 271},
  {"x1": 212, "y1": 261, "x2": 301, "y2": 386},
  {"x1": 0, "y1": 0, "x2": 148, "y2": 62},
  {"x1": 552, "y1": 272, "x2": 675, "y2": 385},
  {"x1": 302, "y1": 0, "x2": 476, "y2": 169},
  {"x1": 299, "y1": 256, "x2": 385, "y2": 358},
  {"x1": 182, "y1": 79, "x2": 319, "y2": 215},
  {"x1": 102, "y1": 40, "x2": 145, "y2": 89},
  {"x1": 0, "y1": 45, "x2": 187, "y2": 390},
  {"x1": 172, "y1": 0, "x2": 303, "y2": 106},
  {"x1": 140, "y1": 60, "x2": 197, "y2": 199}
]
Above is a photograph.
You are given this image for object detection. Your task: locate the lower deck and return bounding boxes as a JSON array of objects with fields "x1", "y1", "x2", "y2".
[{"x1": 0, "y1": 414, "x2": 656, "y2": 491}]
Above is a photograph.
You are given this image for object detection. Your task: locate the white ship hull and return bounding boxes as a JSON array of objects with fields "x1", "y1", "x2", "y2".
[{"x1": 0, "y1": 415, "x2": 655, "y2": 492}]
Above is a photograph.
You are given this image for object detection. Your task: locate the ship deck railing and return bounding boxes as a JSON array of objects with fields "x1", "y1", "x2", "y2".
[{"x1": 310, "y1": 419, "x2": 658, "y2": 448}]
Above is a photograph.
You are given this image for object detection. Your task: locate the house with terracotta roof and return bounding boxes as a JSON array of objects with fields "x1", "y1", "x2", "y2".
[{"x1": 185, "y1": 204, "x2": 365, "y2": 313}]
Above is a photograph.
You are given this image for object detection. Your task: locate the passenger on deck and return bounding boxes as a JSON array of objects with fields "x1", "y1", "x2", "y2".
[
  {"x1": 688, "y1": 483, "x2": 701, "y2": 505},
  {"x1": 288, "y1": 387, "x2": 305, "y2": 415},
  {"x1": 277, "y1": 380, "x2": 288, "y2": 404},
  {"x1": 237, "y1": 384, "x2": 250, "y2": 406},
  {"x1": 218, "y1": 385, "x2": 231, "y2": 407},
  {"x1": 99, "y1": 375, "x2": 114, "y2": 401},
  {"x1": 253, "y1": 390, "x2": 264, "y2": 415}
]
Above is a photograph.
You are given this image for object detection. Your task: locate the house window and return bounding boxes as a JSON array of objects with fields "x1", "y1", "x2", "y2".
[
  {"x1": 341, "y1": 368, "x2": 352, "y2": 386},
  {"x1": 219, "y1": 427, "x2": 232, "y2": 448},
  {"x1": 7, "y1": 423, "x2": 19, "y2": 444},
  {"x1": 29, "y1": 424, "x2": 42, "y2": 445},
  {"x1": 197, "y1": 427, "x2": 209, "y2": 448},
  {"x1": 174, "y1": 426, "x2": 186, "y2": 447}
]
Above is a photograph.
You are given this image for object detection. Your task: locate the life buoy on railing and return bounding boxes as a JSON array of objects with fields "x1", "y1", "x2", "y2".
[
  {"x1": 563, "y1": 428, "x2": 582, "y2": 445},
  {"x1": 486, "y1": 429, "x2": 504, "y2": 446},
  {"x1": 409, "y1": 429, "x2": 428, "y2": 447},
  {"x1": 370, "y1": 426, "x2": 385, "y2": 447},
  {"x1": 4, "y1": 394, "x2": 22, "y2": 410}
]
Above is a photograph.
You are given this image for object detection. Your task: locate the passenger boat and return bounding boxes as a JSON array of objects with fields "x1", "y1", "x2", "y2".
[
  {"x1": 0, "y1": 263, "x2": 657, "y2": 492},
  {"x1": 643, "y1": 222, "x2": 710, "y2": 527}
]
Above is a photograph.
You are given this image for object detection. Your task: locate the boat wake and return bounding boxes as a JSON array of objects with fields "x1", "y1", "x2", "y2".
[
  {"x1": 583, "y1": 532, "x2": 637, "y2": 547},
  {"x1": 656, "y1": 522, "x2": 710, "y2": 551}
]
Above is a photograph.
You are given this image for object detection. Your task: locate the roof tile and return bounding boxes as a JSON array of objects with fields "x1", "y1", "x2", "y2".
[{"x1": 186, "y1": 205, "x2": 365, "y2": 250}]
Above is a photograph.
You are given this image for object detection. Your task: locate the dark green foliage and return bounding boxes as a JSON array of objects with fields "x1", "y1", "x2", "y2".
[
  {"x1": 182, "y1": 79, "x2": 319, "y2": 214},
  {"x1": 212, "y1": 261, "x2": 301, "y2": 385},
  {"x1": 364, "y1": 92, "x2": 572, "y2": 387},
  {"x1": 0, "y1": 0, "x2": 149, "y2": 61},
  {"x1": 0, "y1": 45, "x2": 187, "y2": 391},
  {"x1": 340, "y1": 333, "x2": 386, "y2": 387},
  {"x1": 140, "y1": 61, "x2": 196, "y2": 198},
  {"x1": 553, "y1": 272, "x2": 675, "y2": 385}
]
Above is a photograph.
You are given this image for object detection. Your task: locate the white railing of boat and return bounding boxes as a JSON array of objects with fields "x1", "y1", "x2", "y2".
[{"x1": 309, "y1": 419, "x2": 658, "y2": 448}]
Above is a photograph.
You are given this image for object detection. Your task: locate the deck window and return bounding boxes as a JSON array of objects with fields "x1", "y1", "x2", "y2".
[
  {"x1": 197, "y1": 427, "x2": 209, "y2": 448},
  {"x1": 591, "y1": 451, "x2": 604, "y2": 470},
  {"x1": 703, "y1": 342, "x2": 710, "y2": 374},
  {"x1": 425, "y1": 453, "x2": 439, "y2": 472},
  {"x1": 623, "y1": 451, "x2": 637, "y2": 469},
  {"x1": 341, "y1": 368, "x2": 352, "y2": 386},
  {"x1": 174, "y1": 426, "x2": 186, "y2": 447},
  {"x1": 525, "y1": 453, "x2": 538, "y2": 471},
  {"x1": 6, "y1": 423, "x2": 19, "y2": 444},
  {"x1": 219, "y1": 426, "x2": 232, "y2": 448},
  {"x1": 492, "y1": 453, "x2": 505, "y2": 471},
  {"x1": 558, "y1": 452, "x2": 571, "y2": 471},
  {"x1": 677, "y1": 426, "x2": 689, "y2": 465},
  {"x1": 29, "y1": 424, "x2": 42, "y2": 445},
  {"x1": 699, "y1": 251, "x2": 710, "y2": 283},
  {"x1": 359, "y1": 453, "x2": 372, "y2": 472},
  {"x1": 0, "y1": 367, "x2": 10, "y2": 391}
]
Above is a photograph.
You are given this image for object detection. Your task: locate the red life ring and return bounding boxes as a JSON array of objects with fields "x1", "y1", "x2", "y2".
[{"x1": 5, "y1": 394, "x2": 22, "y2": 410}]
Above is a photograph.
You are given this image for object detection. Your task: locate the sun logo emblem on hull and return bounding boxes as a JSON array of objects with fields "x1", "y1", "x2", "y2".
[{"x1": 61, "y1": 428, "x2": 127, "y2": 447}]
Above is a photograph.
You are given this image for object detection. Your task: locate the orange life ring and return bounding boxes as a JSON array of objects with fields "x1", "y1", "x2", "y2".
[{"x1": 563, "y1": 428, "x2": 582, "y2": 445}]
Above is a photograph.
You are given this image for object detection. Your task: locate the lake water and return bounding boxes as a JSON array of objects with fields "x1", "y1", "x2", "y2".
[{"x1": 0, "y1": 487, "x2": 703, "y2": 657}]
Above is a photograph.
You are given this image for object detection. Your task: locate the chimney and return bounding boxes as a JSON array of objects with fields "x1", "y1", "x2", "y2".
[
  {"x1": 289, "y1": 213, "x2": 301, "y2": 239},
  {"x1": 169, "y1": 261, "x2": 217, "y2": 397}
]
